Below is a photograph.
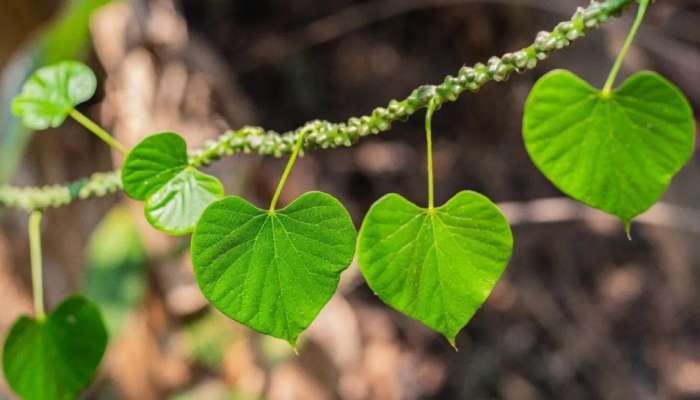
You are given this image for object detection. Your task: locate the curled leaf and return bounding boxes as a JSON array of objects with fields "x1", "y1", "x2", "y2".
[
  {"x1": 12, "y1": 61, "x2": 96, "y2": 130},
  {"x1": 122, "y1": 132, "x2": 224, "y2": 235}
]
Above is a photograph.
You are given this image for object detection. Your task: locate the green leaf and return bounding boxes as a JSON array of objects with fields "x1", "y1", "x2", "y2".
[
  {"x1": 191, "y1": 191, "x2": 357, "y2": 347},
  {"x1": 144, "y1": 168, "x2": 225, "y2": 234},
  {"x1": 2, "y1": 295, "x2": 108, "y2": 400},
  {"x1": 11, "y1": 61, "x2": 96, "y2": 130},
  {"x1": 122, "y1": 132, "x2": 225, "y2": 235},
  {"x1": 523, "y1": 70, "x2": 696, "y2": 224},
  {"x1": 1, "y1": 0, "x2": 115, "y2": 183},
  {"x1": 357, "y1": 191, "x2": 513, "y2": 346}
]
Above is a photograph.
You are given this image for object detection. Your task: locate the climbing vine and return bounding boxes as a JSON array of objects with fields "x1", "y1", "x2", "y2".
[{"x1": 1, "y1": 0, "x2": 697, "y2": 399}]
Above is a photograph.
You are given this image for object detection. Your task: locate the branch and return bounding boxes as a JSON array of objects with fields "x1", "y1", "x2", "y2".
[{"x1": 0, "y1": 0, "x2": 634, "y2": 212}]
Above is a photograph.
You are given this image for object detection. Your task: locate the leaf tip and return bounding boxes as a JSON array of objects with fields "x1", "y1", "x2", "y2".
[
  {"x1": 623, "y1": 219, "x2": 633, "y2": 241},
  {"x1": 288, "y1": 340, "x2": 300, "y2": 355},
  {"x1": 445, "y1": 335, "x2": 459, "y2": 351}
]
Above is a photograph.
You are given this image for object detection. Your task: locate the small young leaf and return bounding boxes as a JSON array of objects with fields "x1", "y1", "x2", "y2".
[
  {"x1": 357, "y1": 191, "x2": 513, "y2": 346},
  {"x1": 11, "y1": 61, "x2": 97, "y2": 130},
  {"x1": 191, "y1": 192, "x2": 356, "y2": 347},
  {"x1": 2, "y1": 295, "x2": 108, "y2": 400},
  {"x1": 122, "y1": 132, "x2": 224, "y2": 235},
  {"x1": 523, "y1": 70, "x2": 695, "y2": 224}
]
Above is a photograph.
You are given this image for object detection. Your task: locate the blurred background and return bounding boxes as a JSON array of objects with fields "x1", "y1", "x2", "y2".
[{"x1": 0, "y1": 0, "x2": 699, "y2": 399}]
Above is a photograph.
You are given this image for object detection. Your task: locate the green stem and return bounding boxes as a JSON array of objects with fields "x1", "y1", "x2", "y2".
[
  {"x1": 425, "y1": 99, "x2": 438, "y2": 210},
  {"x1": 269, "y1": 132, "x2": 307, "y2": 213},
  {"x1": 69, "y1": 109, "x2": 127, "y2": 154},
  {"x1": 28, "y1": 211, "x2": 45, "y2": 320},
  {"x1": 601, "y1": 0, "x2": 649, "y2": 96}
]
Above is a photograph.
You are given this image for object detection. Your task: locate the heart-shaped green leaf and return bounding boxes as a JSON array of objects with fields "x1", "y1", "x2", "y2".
[
  {"x1": 523, "y1": 70, "x2": 695, "y2": 224},
  {"x1": 122, "y1": 132, "x2": 225, "y2": 235},
  {"x1": 191, "y1": 191, "x2": 357, "y2": 347},
  {"x1": 357, "y1": 191, "x2": 513, "y2": 346},
  {"x1": 2, "y1": 295, "x2": 108, "y2": 400},
  {"x1": 11, "y1": 61, "x2": 97, "y2": 130}
]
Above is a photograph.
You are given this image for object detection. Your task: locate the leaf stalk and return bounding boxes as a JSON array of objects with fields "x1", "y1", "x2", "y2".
[
  {"x1": 425, "y1": 98, "x2": 439, "y2": 210},
  {"x1": 269, "y1": 131, "x2": 307, "y2": 213},
  {"x1": 601, "y1": 0, "x2": 650, "y2": 96},
  {"x1": 69, "y1": 109, "x2": 127, "y2": 154},
  {"x1": 29, "y1": 210, "x2": 45, "y2": 320}
]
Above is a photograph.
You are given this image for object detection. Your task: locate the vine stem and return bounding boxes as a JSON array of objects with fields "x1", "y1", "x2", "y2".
[
  {"x1": 425, "y1": 98, "x2": 439, "y2": 211},
  {"x1": 69, "y1": 109, "x2": 127, "y2": 154},
  {"x1": 269, "y1": 131, "x2": 307, "y2": 213},
  {"x1": 28, "y1": 211, "x2": 45, "y2": 320},
  {"x1": 601, "y1": 0, "x2": 649, "y2": 96},
  {"x1": 0, "y1": 0, "x2": 636, "y2": 212}
]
